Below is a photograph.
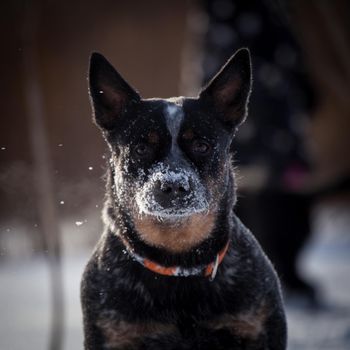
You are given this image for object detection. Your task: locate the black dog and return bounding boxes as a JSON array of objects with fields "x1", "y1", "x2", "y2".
[{"x1": 81, "y1": 48, "x2": 287, "y2": 349}]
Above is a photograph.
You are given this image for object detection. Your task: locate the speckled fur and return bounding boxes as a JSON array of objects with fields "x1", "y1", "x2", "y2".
[{"x1": 81, "y1": 49, "x2": 287, "y2": 349}]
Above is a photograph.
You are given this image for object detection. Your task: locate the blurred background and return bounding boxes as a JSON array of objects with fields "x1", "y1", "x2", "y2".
[{"x1": 0, "y1": 0, "x2": 349, "y2": 349}]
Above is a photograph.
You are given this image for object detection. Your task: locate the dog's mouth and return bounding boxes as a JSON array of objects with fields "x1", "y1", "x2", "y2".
[{"x1": 136, "y1": 192, "x2": 208, "y2": 221}]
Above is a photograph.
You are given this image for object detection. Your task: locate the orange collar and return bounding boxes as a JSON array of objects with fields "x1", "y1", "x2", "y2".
[{"x1": 124, "y1": 240, "x2": 230, "y2": 281}]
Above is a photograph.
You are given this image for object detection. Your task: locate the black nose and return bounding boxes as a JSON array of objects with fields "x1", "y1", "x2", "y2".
[
  {"x1": 159, "y1": 181, "x2": 190, "y2": 196},
  {"x1": 154, "y1": 180, "x2": 191, "y2": 207}
]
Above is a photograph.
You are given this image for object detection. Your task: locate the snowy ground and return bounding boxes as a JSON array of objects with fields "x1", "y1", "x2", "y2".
[{"x1": 0, "y1": 203, "x2": 349, "y2": 350}]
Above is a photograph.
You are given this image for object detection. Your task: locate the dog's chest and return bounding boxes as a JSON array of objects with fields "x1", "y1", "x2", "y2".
[
  {"x1": 95, "y1": 265, "x2": 268, "y2": 349},
  {"x1": 96, "y1": 305, "x2": 268, "y2": 349}
]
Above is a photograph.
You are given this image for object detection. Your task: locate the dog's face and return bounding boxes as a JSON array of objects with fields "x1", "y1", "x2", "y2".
[{"x1": 89, "y1": 49, "x2": 251, "y2": 252}]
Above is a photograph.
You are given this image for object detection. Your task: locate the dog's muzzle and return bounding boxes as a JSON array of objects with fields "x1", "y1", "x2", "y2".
[{"x1": 135, "y1": 165, "x2": 209, "y2": 219}]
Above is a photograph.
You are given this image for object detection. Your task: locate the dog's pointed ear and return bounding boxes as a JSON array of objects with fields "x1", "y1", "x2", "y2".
[
  {"x1": 88, "y1": 52, "x2": 141, "y2": 130},
  {"x1": 199, "y1": 48, "x2": 252, "y2": 128}
]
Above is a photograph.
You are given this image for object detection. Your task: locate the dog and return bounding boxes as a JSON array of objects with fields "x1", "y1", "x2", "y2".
[{"x1": 81, "y1": 48, "x2": 287, "y2": 349}]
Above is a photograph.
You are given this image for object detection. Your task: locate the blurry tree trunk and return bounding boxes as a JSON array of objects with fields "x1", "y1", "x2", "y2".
[
  {"x1": 21, "y1": 3, "x2": 64, "y2": 350},
  {"x1": 293, "y1": 0, "x2": 350, "y2": 188}
]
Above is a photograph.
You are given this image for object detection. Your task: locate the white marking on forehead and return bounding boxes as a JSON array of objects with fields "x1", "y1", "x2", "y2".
[
  {"x1": 166, "y1": 96, "x2": 185, "y2": 106},
  {"x1": 164, "y1": 99, "x2": 184, "y2": 150}
]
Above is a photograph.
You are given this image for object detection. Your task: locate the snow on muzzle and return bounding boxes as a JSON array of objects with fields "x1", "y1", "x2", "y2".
[{"x1": 136, "y1": 164, "x2": 209, "y2": 219}]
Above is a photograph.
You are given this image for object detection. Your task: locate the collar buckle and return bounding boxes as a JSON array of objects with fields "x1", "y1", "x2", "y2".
[{"x1": 209, "y1": 253, "x2": 220, "y2": 281}]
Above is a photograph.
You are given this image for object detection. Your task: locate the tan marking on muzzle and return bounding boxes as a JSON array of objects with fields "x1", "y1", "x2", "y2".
[{"x1": 133, "y1": 211, "x2": 216, "y2": 253}]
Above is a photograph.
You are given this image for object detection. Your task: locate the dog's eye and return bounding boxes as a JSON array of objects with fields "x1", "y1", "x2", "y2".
[
  {"x1": 192, "y1": 139, "x2": 211, "y2": 154},
  {"x1": 134, "y1": 143, "x2": 151, "y2": 157}
]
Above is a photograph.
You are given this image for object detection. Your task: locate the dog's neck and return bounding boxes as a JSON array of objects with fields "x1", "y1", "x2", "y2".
[
  {"x1": 117, "y1": 232, "x2": 230, "y2": 280},
  {"x1": 104, "y1": 165, "x2": 236, "y2": 271},
  {"x1": 104, "y1": 203, "x2": 230, "y2": 266}
]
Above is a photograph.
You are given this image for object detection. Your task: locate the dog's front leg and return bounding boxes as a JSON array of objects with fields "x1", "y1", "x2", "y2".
[{"x1": 264, "y1": 307, "x2": 287, "y2": 350}]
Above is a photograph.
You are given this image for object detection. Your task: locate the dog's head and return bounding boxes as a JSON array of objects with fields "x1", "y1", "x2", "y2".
[{"x1": 89, "y1": 49, "x2": 251, "y2": 253}]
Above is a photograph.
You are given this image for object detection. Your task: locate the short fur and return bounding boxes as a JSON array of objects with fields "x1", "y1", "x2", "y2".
[{"x1": 81, "y1": 49, "x2": 287, "y2": 349}]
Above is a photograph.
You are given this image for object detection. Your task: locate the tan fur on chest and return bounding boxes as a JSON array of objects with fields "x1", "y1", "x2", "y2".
[
  {"x1": 97, "y1": 318, "x2": 177, "y2": 349},
  {"x1": 204, "y1": 303, "x2": 269, "y2": 340},
  {"x1": 133, "y1": 211, "x2": 216, "y2": 253}
]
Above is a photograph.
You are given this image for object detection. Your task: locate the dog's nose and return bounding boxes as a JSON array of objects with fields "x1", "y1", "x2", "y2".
[
  {"x1": 154, "y1": 180, "x2": 192, "y2": 208},
  {"x1": 159, "y1": 181, "x2": 190, "y2": 196}
]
